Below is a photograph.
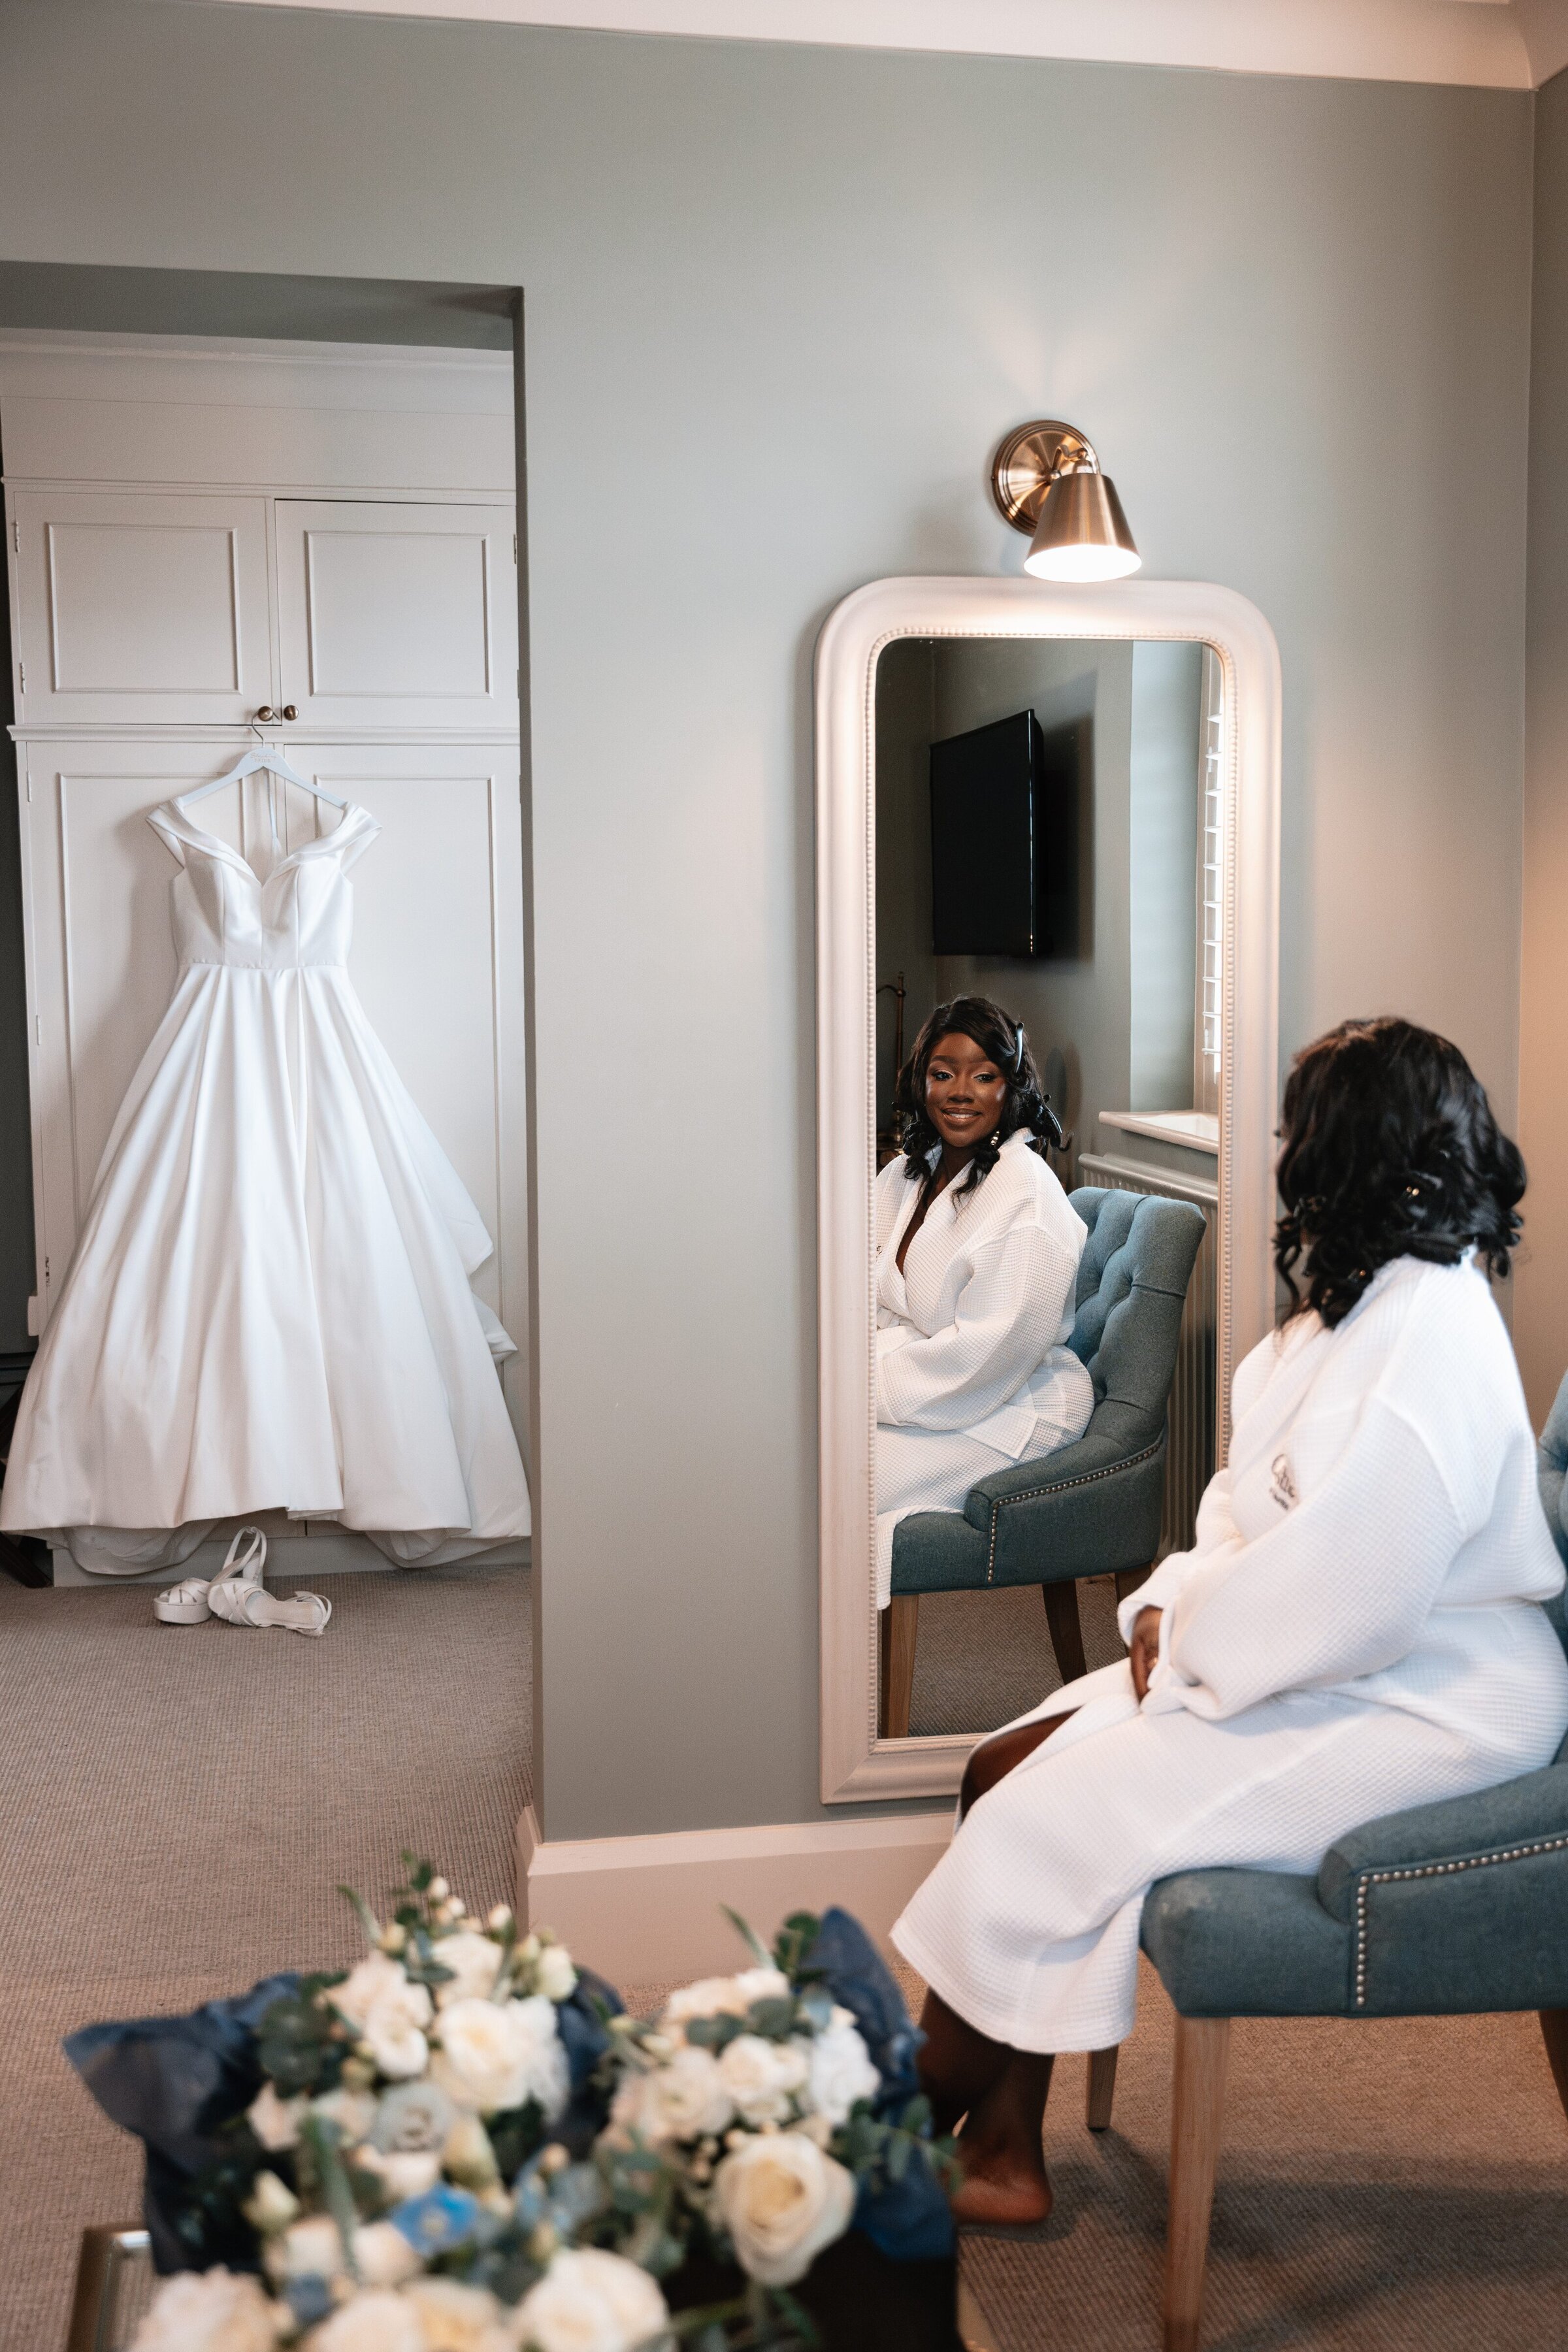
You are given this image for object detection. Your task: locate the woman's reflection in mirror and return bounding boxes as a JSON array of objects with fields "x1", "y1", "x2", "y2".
[{"x1": 874, "y1": 996, "x2": 1094, "y2": 1612}]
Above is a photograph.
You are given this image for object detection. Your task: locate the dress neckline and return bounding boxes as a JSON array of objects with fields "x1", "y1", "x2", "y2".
[{"x1": 159, "y1": 798, "x2": 372, "y2": 884}]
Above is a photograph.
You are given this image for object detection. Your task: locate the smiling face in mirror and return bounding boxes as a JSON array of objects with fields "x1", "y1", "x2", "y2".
[
  {"x1": 874, "y1": 634, "x2": 1222, "y2": 1743},
  {"x1": 924, "y1": 1032, "x2": 1007, "y2": 1162}
]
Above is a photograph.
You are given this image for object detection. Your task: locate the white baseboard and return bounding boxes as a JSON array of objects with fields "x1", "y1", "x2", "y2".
[{"x1": 516, "y1": 1805, "x2": 953, "y2": 1985}]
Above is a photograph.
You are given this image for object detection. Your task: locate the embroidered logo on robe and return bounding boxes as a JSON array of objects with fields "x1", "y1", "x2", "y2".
[{"x1": 1269, "y1": 1454, "x2": 1298, "y2": 1511}]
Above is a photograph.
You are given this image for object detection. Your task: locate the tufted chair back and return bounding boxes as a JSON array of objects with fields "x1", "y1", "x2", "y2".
[
  {"x1": 890, "y1": 1184, "x2": 1207, "y2": 1601},
  {"x1": 1066, "y1": 1187, "x2": 1209, "y2": 1436}
]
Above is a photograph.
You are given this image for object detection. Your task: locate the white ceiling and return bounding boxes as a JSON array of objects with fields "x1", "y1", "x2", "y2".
[{"x1": 199, "y1": 0, "x2": 1568, "y2": 89}]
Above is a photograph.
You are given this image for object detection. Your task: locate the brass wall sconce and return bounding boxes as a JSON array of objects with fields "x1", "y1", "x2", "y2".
[{"x1": 990, "y1": 420, "x2": 1141, "y2": 581}]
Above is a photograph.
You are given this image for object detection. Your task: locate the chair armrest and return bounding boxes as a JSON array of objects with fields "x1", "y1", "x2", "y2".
[
  {"x1": 1316, "y1": 1759, "x2": 1568, "y2": 1924},
  {"x1": 959, "y1": 1401, "x2": 1158, "y2": 1531},
  {"x1": 1142, "y1": 1867, "x2": 1352, "y2": 2017},
  {"x1": 960, "y1": 1407, "x2": 1167, "y2": 1588},
  {"x1": 1313, "y1": 1758, "x2": 1568, "y2": 2016}
]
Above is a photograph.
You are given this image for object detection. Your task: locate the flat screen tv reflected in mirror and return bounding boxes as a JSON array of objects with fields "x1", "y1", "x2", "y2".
[{"x1": 928, "y1": 707, "x2": 1084, "y2": 957}]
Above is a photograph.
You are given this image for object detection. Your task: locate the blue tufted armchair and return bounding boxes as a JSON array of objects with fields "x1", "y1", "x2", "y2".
[
  {"x1": 881, "y1": 1187, "x2": 1206, "y2": 1739},
  {"x1": 1102, "y1": 1369, "x2": 1568, "y2": 2351}
]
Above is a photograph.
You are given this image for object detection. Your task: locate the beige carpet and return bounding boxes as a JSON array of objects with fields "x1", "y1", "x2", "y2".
[
  {"x1": 953, "y1": 1965, "x2": 1568, "y2": 2352},
  {"x1": 5, "y1": 1567, "x2": 1567, "y2": 2352},
  {"x1": 0, "y1": 1566, "x2": 529, "y2": 2352}
]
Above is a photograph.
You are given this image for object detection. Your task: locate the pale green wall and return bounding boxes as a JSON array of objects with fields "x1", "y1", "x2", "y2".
[
  {"x1": 0, "y1": 3, "x2": 1535, "y2": 1836},
  {"x1": 924, "y1": 637, "x2": 1136, "y2": 1166},
  {"x1": 1129, "y1": 642, "x2": 1203, "y2": 1116}
]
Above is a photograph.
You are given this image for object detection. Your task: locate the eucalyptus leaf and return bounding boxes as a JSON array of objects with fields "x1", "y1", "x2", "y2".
[
  {"x1": 300, "y1": 2115, "x2": 361, "y2": 2284},
  {"x1": 770, "y1": 1912, "x2": 822, "y2": 1982},
  {"x1": 721, "y1": 1906, "x2": 772, "y2": 1969},
  {"x1": 336, "y1": 1884, "x2": 382, "y2": 1947},
  {"x1": 255, "y1": 1991, "x2": 342, "y2": 2098},
  {"x1": 683, "y1": 2015, "x2": 743, "y2": 2053},
  {"x1": 745, "y1": 1998, "x2": 796, "y2": 2041}
]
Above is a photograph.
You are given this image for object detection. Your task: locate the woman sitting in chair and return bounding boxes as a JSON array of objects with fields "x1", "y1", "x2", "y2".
[
  {"x1": 893, "y1": 1017, "x2": 1568, "y2": 2223},
  {"x1": 874, "y1": 996, "x2": 1094, "y2": 1610}
]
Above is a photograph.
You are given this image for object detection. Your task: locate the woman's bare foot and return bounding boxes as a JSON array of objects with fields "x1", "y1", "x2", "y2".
[
  {"x1": 948, "y1": 2048, "x2": 1054, "y2": 2227},
  {"x1": 915, "y1": 1993, "x2": 1054, "y2": 2227},
  {"x1": 950, "y1": 2140, "x2": 1053, "y2": 2227}
]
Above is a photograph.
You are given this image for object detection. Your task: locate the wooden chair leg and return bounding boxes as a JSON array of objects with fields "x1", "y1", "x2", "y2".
[
  {"x1": 1164, "y1": 2015, "x2": 1230, "y2": 2352},
  {"x1": 1086, "y1": 2044, "x2": 1119, "y2": 2131},
  {"x1": 1114, "y1": 1562, "x2": 1154, "y2": 1607},
  {"x1": 1041, "y1": 1579, "x2": 1088, "y2": 1684},
  {"x1": 1541, "y1": 2009, "x2": 1568, "y2": 2123},
  {"x1": 881, "y1": 1596, "x2": 919, "y2": 1739}
]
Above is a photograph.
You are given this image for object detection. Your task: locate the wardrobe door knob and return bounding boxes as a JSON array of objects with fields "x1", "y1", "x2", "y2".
[
  {"x1": 281, "y1": 704, "x2": 297, "y2": 721},
  {"x1": 254, "y1": 705, "x2": 275, "y2": 722}
]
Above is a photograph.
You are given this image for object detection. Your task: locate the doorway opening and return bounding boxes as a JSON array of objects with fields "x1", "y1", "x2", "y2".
[{"x1": 0, "y1": 262, "x2": 534, "y2": 1589}]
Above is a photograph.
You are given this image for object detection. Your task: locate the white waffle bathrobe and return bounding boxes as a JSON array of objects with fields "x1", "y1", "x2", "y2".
[
  {"x1": 875, "y1": 1134, "x2": 1094, "y2": 1608},
  {"x1": 892, "y1": 1254, "x2": 1568, "y2": 2051}
]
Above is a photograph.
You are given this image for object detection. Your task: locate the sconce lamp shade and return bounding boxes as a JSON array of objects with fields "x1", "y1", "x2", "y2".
[
  {"x1": 1023, "y1": 468, "x2": 1141, "y2": 581},
  {"x1": 990, "y1": 419, "x2": 1141, "y2": 581}
]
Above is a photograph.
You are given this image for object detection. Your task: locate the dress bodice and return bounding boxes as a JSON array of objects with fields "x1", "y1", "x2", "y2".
[{"x1": 148, "y1": 799, "x2": 379, "y2": 972}]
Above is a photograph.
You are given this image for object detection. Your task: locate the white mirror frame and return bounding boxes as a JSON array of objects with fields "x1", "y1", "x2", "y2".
[{"x1": 817, "y1": 576, "x2": 1281, "y2": 1803}]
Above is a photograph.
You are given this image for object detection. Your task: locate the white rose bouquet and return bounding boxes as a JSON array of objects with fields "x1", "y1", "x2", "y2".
[
  {"x1": 581, "y1": 1908, "x2": 958, "y2": 2344},
  {"x1": 74, "y1": 1866, "x2": 956, "y2": 2352}
]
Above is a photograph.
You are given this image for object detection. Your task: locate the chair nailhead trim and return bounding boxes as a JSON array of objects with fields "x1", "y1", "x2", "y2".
[
  {"x1": 1352, "y1": 1831, "x2": 1568, "y2": 2008},
  {"x1": 985, "y1": 1437, "x2": 1164, "y2": 1586}
]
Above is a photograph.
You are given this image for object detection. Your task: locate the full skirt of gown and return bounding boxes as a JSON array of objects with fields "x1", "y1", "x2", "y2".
[{"x1": 1, "y1": 797, "x2": 531, "y2": 1571}]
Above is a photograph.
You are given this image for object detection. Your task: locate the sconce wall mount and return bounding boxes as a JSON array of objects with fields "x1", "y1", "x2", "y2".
[{"x1": 990, "y1": 417, "x2": 1141, "y2": 582}]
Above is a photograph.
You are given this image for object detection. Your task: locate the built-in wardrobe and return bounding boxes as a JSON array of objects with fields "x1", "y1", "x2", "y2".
[{"x1": 0, "y1": 333, "x2": 527, "y2": 1581}]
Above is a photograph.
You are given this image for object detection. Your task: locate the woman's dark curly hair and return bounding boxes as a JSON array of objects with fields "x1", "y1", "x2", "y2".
[
  {"x1": 1275, "y1": 1017, "x2": 1524, "y2": 1328},
  {"x1": 894, "y1": 996, "x2": 1065, "y2": 1203}
]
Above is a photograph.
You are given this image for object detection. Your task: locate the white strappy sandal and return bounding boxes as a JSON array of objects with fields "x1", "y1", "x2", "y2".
[
  {"x1": 152, "y1": 1576, "x2": 215, "y2": 1626},
  {"x1": 204, "y1": 1531, "x2": 329, "y2": 1637},
  {"x1": 209, "y1": 1581, "x2": 332, "y2": 1637},
  {"x1": 153, "y1": 1524, "x2": 267, "y2": 1625}
]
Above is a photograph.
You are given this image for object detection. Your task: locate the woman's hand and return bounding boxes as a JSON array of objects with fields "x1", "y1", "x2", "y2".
[{"x1": 1128, "y1": 1607, "x2": 1163, "y2": 1702}]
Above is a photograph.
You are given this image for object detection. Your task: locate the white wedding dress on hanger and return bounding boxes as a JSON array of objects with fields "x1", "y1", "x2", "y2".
[{"x1": 1, "y1": 794, "x2": 532, "y2": 1573}]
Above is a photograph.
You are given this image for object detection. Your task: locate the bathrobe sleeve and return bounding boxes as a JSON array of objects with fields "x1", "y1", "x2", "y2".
[
  {"x1": 1147, "y1": 1398, "x2": 1465, "y2": 1720},
  {"x1": 1115, "y1": 1463, "x2": 1243, "y2": 1642},
  {"x1": 1114, "y1": 1325, "x2": 1290, "y2": 1645},
  {"x1": 876, "y1": 1226, "x2": 1077, "y2": 1434}
]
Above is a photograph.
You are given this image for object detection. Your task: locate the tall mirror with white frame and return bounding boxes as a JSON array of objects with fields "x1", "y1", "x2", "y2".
[{"x1": 817, "y1": 579, "x2": 1281, "y2": 1804}]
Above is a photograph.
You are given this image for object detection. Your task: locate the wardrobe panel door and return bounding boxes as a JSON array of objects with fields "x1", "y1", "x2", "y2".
[
  {"x1": 18, "y1": 742, "x2": 258, "y2": 1329},
  {"x1": 274, "y1": 501, "x2": 518, "y2": 732},
  {"x1": 276, "y1": 748, "x2": 529, "y2": 1449},
  {"x1": 10, "y1": 491, "x2": 273, "y2": 728}
]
